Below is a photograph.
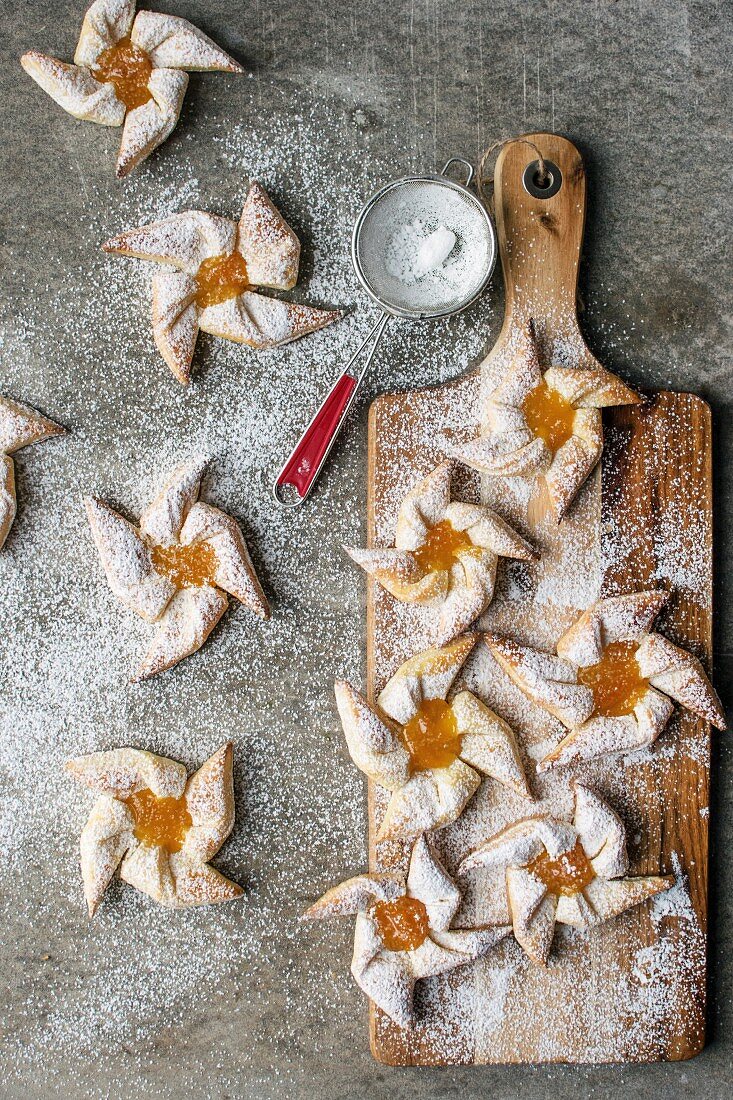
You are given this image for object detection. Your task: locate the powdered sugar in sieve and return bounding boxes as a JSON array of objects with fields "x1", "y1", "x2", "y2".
[{"x1": 355, "y1": 177, "x2": 495, "y2": 317}]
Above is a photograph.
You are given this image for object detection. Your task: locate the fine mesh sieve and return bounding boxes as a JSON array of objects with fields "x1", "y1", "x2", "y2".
[
  {"x1": 353, "y1": 173, "x2": 496, "y2": 319},
  {"x1": 274, "y1": 159, "x2": 497, "y2": 506}
]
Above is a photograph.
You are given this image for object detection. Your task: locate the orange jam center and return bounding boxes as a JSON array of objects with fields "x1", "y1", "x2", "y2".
[
  {"x1": 195, "y1": 252, "x2": 251, "y2": 308},
  {"x1": 578, "y1": 640, "x2": 649, "y2": 718},
  {"x1": 527, "y1": 839, "x2": 595, "y2": 897},
  {"x1": 125, "y1": 788, "x2": 192, "y2": 853},
  {"x1": 399, "y1": 697, "x2": 462, "y2": 773},
  {"x1": 373, "y1": 896, "x2": 430, "y2": 952},
  {"x1": 522, "y1": 379, "x2": 576, "y2": 453},
  {"x1": 412, "y1": 519, "x2": 476, "y2": 575},
  {"x1": 92, "y1": 37, "x2": 153, "y2": 111},
  {"x1": 149, "y1": 541, "x2": 218, "y2": 589}
]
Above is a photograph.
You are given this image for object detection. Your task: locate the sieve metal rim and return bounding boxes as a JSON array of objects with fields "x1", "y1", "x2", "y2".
[{"x1": 351, "y1": 173, "x2": 497, "y2": 321}]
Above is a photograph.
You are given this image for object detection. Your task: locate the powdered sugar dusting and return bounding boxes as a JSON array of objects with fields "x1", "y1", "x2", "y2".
[
  {"x1": 0, "y1": 81, "x2": 500, "y2": 1088},
  {"x1": 367, "y1": 317, "x2": 712, "y2": 1059}
]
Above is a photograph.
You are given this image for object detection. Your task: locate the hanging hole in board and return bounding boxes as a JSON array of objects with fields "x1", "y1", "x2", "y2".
[{"x1": 522, "y1": 159, "x2": 562, "y2": 199}]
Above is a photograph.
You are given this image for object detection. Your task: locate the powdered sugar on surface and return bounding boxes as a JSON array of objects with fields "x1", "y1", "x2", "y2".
[
  {"x1": 0, "y1": 80, "x2": 502, "y2": 1090},
  {"x1": 0, "y1": 73, "x2": 717, "y2": 1088}
]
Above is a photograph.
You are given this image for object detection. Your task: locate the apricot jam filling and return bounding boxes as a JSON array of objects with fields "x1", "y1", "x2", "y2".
[
  {"x1": 399, "y1": 698, "x2": 462, "y2": 773},
  {"x1": 373, "y1": 896, "x2": 430, "y2": 952},
  {"x1": 522, "y1": 379, "x2": 576, "y2": 453},
  {"x1": 92, "y1": 37, "x2": 153, "y2": 111},
  {"x1": 125, "y1": 788, "x2": 192, "y2": 853},
  {"x1": 578, "y1": 640, "x2": 648, "y2": 718},
  {"x1": 195, "y1": 252, "x2": 251, "y2": 308},
  {"x1": 150, "y1": 541, "x2": 218, "y2": 589},
  {"x1": 527, "y1": 839, "x2": 595, "y2": 897},
  {"x1": 412, "y1": 519, "x2": 476, "y2": 575}
]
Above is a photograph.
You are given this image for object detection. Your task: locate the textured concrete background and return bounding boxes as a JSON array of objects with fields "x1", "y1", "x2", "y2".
[{"x1": 1, "y1": 0, "x2": 732, "y2": 1097}]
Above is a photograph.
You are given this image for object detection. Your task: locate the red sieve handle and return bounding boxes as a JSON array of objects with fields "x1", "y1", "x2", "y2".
[
  {"x1": 273, "y1": 312, "x2": 390, "y2": 506},
  {"x1": 275, "y1": 372, "x2": 357, "y2": 500}
]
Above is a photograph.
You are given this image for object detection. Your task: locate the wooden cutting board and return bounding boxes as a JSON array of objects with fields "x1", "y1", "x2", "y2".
[{"x1": 365, "y1": 134, "x2": 713, "y2": 1064}]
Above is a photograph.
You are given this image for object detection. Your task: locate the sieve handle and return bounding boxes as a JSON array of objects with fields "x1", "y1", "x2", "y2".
[{"x1": 273, "y1": 312, "x2": 390, "y2": 506}]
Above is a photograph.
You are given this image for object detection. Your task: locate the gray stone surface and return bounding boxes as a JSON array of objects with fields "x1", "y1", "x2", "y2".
[{"x1": 1, "y1": 0, "x2": 731, "y2": 1097}]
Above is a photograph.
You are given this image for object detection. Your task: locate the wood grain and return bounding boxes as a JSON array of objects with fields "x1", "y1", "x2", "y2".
[{"x1": 364, "y1": 135, "x2": 713, "y2": 1064}]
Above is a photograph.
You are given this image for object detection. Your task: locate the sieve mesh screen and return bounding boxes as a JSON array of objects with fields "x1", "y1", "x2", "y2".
[{"x1": 353, "y1": 178, "x2": 495, "y2": 317}]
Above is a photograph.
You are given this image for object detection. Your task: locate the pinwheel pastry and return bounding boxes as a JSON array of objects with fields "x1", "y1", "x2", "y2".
[
  {"x1": 67, "y1": 742, "x2": 242, "y2": 915},
  {"x1": 303, "y1": 834, "x2": 511, "y2": 1026},
  {"x1": 85, "y1": 456, "x2": 270, "y2": 680},
  {"x1": 459, "y1": 782, "x2": 672, "y2": 966},
  {"x1": 450, "y1": 322, "x2": 641, "y2": 522},
  {"x1": 102, "y1": 181, "x2": 341, "y2": 384},
  {"x1": 345, "y1": 461, "x2": 537, "y2": 646},
  {"x1": 0, "y1": 395, "x2": 65, "y2": 550},
  {"x1": 335, "y1": 633, "x2": 532, "y2": 842},
  {"x1": 21, "y1": 0, "x2": 242, "y2": 178},
  {"x1": 485, "y1": 590, "x2": 725, "y2": 772}
]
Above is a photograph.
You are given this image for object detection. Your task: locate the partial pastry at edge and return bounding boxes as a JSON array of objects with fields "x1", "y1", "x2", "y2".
[
  {"x1": 335, "y1": 633, "x2": 532, "y2": 842},
  {"x1": 344, "y1": 459, "x2": 537, "y2": 647},
  {"x1": 0, "y1": 395, "x2": 65, "y2": 550},
  {"x1": 21, "y1": 0, "x2": 243, "y2": 177},
  {"x1": 85, "y1": 456, "x2": 270, "y2": 680},
  {"x1": 484, "y1": 590, "x2": 725, "y2": 770},
  {"x1": 102, "y1": 181, "x2": 342, "y2": 384},
  {"x1": 459, "y1": 782, "x2": 672, "y2": 965},
  {"x1": 448, "y1": 320, "x2": 641, "y2": 522},
  {"x1": 303, "y1": 833, "x2": 511, "y2": 1027},
  {"x1": 67, "y1": 742, "x2": 242, "y2": 914}
]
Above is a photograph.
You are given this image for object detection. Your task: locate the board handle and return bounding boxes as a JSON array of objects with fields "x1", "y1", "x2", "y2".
[{"x1": 493, "y1": 132, "x2": 587, "y2": 323}]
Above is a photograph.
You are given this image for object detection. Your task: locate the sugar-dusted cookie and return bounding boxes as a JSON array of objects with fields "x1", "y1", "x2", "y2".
[
  {"x1": 485, "y1": 590, "x2": 725, "y2": 770},
  {"x1": 345, "y1": 460, "x2": 537, "y2": 646},
  {"x1": 459, "y1": 782, "x2": 672, "y2": 965},
  {"x1": 21, "y1": 0, "x2": 242, "y2": 177},
  {"x1": 336, "y1": 634, "x2": 532, "y2": 842},
  {"x1": 68, "y1": 742, "x2": 242, "y2": 915},
  {"x1": 303, "y1": 833, "x2": 510, "y2": 1026},
  {"x1": 102, "y1": 181, "x2": 342, "y2": 384},
  {"x1": 85, "y1": 457, "x2": 269, "y2": 679},
  {"x1": 0, "y1": 395, "x2": 65, "y2": 549},
  {"x1": 450, "y1": 321, "x2": 641, "y2": 521}
]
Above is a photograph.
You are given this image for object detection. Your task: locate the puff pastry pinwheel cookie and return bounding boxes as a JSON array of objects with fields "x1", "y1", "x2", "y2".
[
  {"x1": 0, "y1": 395, "x2": 65, "y2": 550},
  {"x1": 67, "y1": 742, "x2": 242, "y2": 915},
  {"x1": 335, "y1": 634, "x2": 532, "y2": 842},
  {"x1": 102, "y1": 181, "x2": 342, "y2": 384},
  {"x1": 85, "y1": 456, "x2": 270, "y2": 680},
  {"x1": 303, "y1": 834, "x2": 511, "y2": 1027},
  {"x1": 486, "y1": 590, "x2": 725, "y2": 772},
  {"x1": 459, "y1": 782, "x2": 672, "y2": 966},
  {"x1": 21, "y1": 0, "x2": 242, "y2": 178},
  {"x1": 451, "y1": 322, "x2": 641, "y2": 522},
  {"x1": 345, "y1": 461, "x2": 537, "y2": 646}
]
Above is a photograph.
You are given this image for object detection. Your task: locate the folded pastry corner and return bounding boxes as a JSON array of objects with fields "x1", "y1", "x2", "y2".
[{"x1": 0, "y1": 394, "x2": 65, "y2": 550}]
